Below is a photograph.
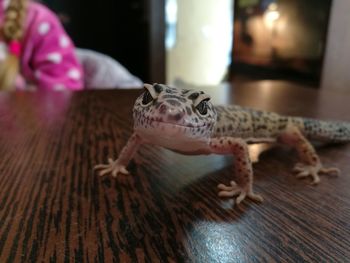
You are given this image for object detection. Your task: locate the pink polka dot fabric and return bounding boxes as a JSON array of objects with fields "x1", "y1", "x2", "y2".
[{"x1": 0, "y1": 1, "x2": 84, "y2": 90}]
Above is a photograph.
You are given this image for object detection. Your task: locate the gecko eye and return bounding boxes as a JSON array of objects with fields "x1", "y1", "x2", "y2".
[
  {"x1": 142, "y1": 89, "x2": 154, "y2": 105},
  {"x1": 196, "y1": 99, "x2": 209, "y2": 115}
]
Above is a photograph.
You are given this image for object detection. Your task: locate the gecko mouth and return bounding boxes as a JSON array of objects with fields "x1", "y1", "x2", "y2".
[{"x1": 136, "y1": 117, "x2": 207, "y2": 129}]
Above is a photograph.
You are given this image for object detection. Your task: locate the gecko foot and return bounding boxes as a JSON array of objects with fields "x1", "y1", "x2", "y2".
[
  {"x1": 293, "y1": 162, "x2": 340, "y2": 185},
  {"x1": 217, "y1": 181, "x2": 263, "y2": 205},
  {"x1": 94, "y1": 158, "x2": 129, "y2": 178}
]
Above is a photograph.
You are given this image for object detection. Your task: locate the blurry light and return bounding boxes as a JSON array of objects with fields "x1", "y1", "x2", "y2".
[
  {"x1": 205, "y1": 72, "x2": 219, "y2": 84},
  {"x1": 166, "y1": 0, "x2": 178, "y2": 24},
  {"x1": 264, "y1": 2, "x2": 280, "y2": 29},
  {"x1": 268, "y1": 3, "x2": 278, "y2": 11},
  {"x1": 265, "y1": 10, "x2": 280, "y2": 22},
  {"x1": 189, "y1": 222, "x2": 244, "y2": 263},
  {"x1": 276, "y1": 17, "x2": 287, "y2": 32},
  {"x1": 201, "y1": 25, "x2": 214, "y2": 39},
  {"x1": 249, "y1": 144, "x2": 273, "y2": 163},
  {"x1": 165, "y1": 0, "x2": 178, "y2": 49}
]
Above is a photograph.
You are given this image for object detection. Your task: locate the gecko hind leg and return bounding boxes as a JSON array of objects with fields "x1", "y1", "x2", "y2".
[{"x1": 279, "y1": 125, "x2": 340, "y2": 185}]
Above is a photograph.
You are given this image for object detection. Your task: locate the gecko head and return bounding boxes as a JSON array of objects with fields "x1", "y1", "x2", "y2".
[{"x1": 133, "y1": 83, "x2": 217, "y2": 143}]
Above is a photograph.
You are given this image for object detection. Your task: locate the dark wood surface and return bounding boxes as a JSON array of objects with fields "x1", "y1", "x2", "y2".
[{"x1": 0, "y1": 81, "x2": 349, "y2": 262}]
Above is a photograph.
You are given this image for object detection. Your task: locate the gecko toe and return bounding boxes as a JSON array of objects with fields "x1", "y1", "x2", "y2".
[
  {"x1": 218, "y1": 189, "x2": 241, "y2": 197},
  {"x1": 320, "y1": 167, "x2": 340, "y2": 176},
  {"x1": 112, "y1": 169, "x2": 118, "y2": 178},
  {"x1": 99, "y1": 168, "x2": 112, "y2": 177},
  {"x1": 235, "y1": 192, "x2": 247, "y2": 205},
  {"x1": 218, "y1": 181, "x2": 241, "y2": 198},
  {"x1": 296, "y1": 171, "x2": 309, "y2": 178},
  {"x1": 311, "y1": 179, "x2": 320, "y2": 185},
  {"x1": 248, "y1": 193, "x2": 264, "y2": 202},
  {"x1": 120, "y1": 167, "x2": 130, "y2": 175},
  {"x1": 230, "y1": 181, "x2": 237, "y2": 187},
  {"x1": 94, "y1": 164, "x2": 108, "y2": 170},
  {"x1": 293, "y1": 163, "x2": 305, "y2": 172},
  {"x1": 218, "y1": 183, "x2": 236, "y2": 191}
]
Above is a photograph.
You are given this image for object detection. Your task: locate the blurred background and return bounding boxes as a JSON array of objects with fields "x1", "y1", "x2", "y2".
[{"x1": 42, "y1": 0, "x2": 349, "y2": 89}]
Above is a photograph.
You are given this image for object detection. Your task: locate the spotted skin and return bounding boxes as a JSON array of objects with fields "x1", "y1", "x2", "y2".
[{"x1": 95, "y1": 83, "x2": 350, "y2": 206}]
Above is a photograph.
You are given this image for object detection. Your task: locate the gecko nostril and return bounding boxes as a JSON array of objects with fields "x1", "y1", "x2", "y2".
[
  {"x1": 158, "y1": 103, "x2": 185, "y2": 121},
  {"x1": 159, "y1": 104, "x2": 167, "y2": 114}
]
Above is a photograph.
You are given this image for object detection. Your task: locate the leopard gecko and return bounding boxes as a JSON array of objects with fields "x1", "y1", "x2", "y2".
[{"x1": 95, "y1": 83, "x2": 349, "y2": 205}]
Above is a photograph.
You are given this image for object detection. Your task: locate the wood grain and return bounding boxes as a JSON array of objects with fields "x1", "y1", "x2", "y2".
[{"x1": 0, "y1": 81, "x2": 349, "y2": 262}]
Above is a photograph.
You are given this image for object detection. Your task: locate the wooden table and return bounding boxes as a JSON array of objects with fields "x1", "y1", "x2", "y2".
[{"x1": 0, "y1": 81, "x2": 349, "y2": 262}]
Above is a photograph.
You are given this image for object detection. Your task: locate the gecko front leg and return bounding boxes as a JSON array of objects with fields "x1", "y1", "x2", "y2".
[
  {"x1": 278, "y1": 125, "x2": 340, "y2": 184},
  {"x1": 94, "y1": 133, "x2": 143, "y2": 177},
  {"x1": 210, "y1": 137, "x2": 263, "y2": 205}
]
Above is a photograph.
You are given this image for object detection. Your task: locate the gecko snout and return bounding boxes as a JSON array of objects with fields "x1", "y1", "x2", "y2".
[
  {"x1": 168, "y1": 110, "x2": 185, "y2": 122},
  {"x1": 158, "y1": 104, "x2": 185, "y2": 122}
]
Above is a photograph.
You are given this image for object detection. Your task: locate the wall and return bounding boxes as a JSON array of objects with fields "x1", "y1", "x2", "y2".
[
  {"x1": 321, "y1": 0, "x2": 350, "y2": 90},
  {"x1": 166, "y1": 0, "x2": 233, "y2": 85}
]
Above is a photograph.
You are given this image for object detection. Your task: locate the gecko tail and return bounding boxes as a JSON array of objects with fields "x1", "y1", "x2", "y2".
[{"x1": 302, "y1": 118, "x2": 350, "y2": 143}]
